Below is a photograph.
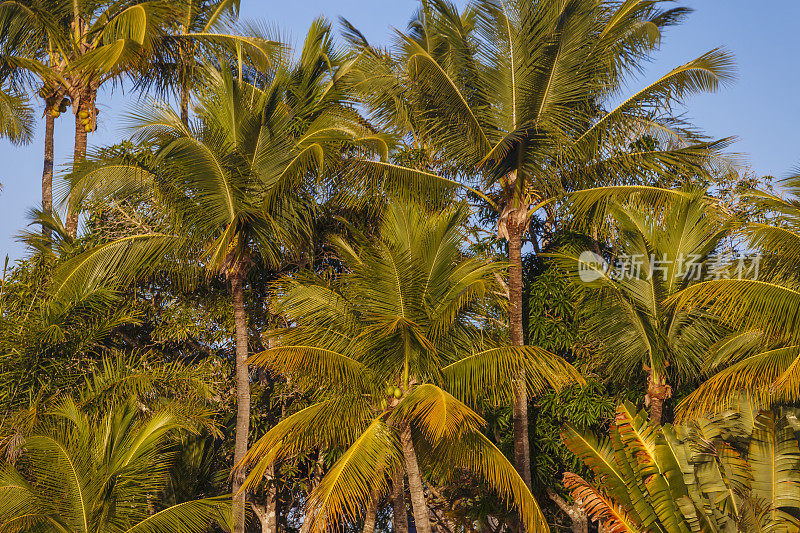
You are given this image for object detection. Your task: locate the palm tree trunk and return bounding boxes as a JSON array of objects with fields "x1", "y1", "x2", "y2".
[
  {"x1": 400, "y1": 426, "x2": 432, "y2": 533},
  {"x1": 507, "y1": 222, "x2": 532, "y2": 489},
  {"x1": 392, "y1": 468, "x2": 408, "y2": 533},
  {"x1": 180, "y1": 82, "x2": 190, "y2": 125},
  {"x1": 645, "y1": 369, "x2": 671, "y2": 425},
  {"x1": 41, "y1": 112, "x2": 54, "y2": 239},
  {"x1": 230, "y1": 268, "x2": 251, "y2": 533},
  {"x1": 363, "y1": 497, "x2": 378, "y2": 533},
  {"x1": 67, "y1": 107, "x2": 87, "y2": 237}
]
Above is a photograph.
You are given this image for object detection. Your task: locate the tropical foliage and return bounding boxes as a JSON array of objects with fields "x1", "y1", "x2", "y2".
[
  {"x1": 0, "y1": 1, "x2": 796, "y2": 533},
  {"x1": 563, "y1": 402, "x2": 800, "y2": 532},
  {"x1": 0, "y1": 393, "x2": 228, "y2": 533}
]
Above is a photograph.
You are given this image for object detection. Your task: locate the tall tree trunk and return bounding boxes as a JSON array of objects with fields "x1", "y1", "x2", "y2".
[
  {"x1": 180, "y1": 82, "x2": 190, "y2": 125},
  {"x1": 67, "y1": 105, "x2": 87, "y2": 237},
  {"x1": 249, "y1": 463, "x2": 277, "y2": 533},
  {"x1": 251, "y1": 481, "x2": 277, "y2": 533},
  {"x1": 392, "y1": 468, "x2": 409, "y2": 533},
  {"x1": 400, "y1": 426, "x2": 432, "y2": 533},
  {"x1": 41, "y1": 112, "x2": 54, "y2": 239},
  {"x1": 363, "y1": 497, "x2": 379, "y2": 533},
  {"x1": 507, "y1": 222, "x2": 531, "y2": 489},
  {"x1": 230, "y1": 268, "x2": 251, "y2": 533}
]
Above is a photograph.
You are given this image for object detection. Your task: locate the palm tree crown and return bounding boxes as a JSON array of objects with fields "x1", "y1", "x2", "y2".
[
  {"x1": 0, "y1": 396, "x2": 227, "y2": 533},
  {"x1": 241, "y1": 199, "x2": 582, "y2": 533},
  {"x1": 551, "y1": 191, "x2": 733, "y2": 422}
]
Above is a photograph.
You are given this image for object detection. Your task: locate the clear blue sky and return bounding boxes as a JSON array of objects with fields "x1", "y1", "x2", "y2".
[{"x1": 1, "y1": 0, "x2": 798, "y2": 260}]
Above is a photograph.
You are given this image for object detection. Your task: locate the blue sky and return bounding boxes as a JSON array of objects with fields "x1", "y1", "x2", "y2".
[{"x1": 1, "y1": 0, "x2": 798, "y2": 260}]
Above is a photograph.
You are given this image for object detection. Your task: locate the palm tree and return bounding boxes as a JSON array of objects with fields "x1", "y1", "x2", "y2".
[
  {"x1": 0, "y1": 395, "x2": 228, "y2": 533},
  {"x1": 0, "y1": 10, "x2": 62, "y2": 235},
  {"x1": 0, "y1": 0, "x2": 182, "y2": 236},
  {"x1": 132, "y1": 0, "x2": 279, "y2": 124},
  {"x1": 674, "y1": 175, "x2": 800, "y2": 420},
  {"x1": 349, "y1": 0, "x2": 734, "y2": 484},
  {"x1": 53, "y1": 22, "x2": 389, "y2": 533},
  {"x1": 549, "y1": 191, "x2": 733, "y2": 423},
  {"x1": 239, "y1": 199, "x2": 582, "y2": 533}
]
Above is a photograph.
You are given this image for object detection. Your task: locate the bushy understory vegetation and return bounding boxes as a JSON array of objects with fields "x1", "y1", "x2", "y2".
[{"x1": 0, "y1": 1, "x2": 798, "y2": 532}]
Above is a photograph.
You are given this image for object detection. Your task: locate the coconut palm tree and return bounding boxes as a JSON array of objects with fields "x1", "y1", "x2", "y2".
[
  {"x1": 0, "y1": 395, "x2": 229, "y2": 533},
  {"x1": 673, "y1": 175, "x2": 800, "y2": 420},
  {"x1": 549, "y1": 191, "x2": 733, "y2": 423},
  {"x1": 52, "y1": 21, "x2": 390, "y2": 533},
  {"x1": 0, "y1": 0, "x2": 276, "y2": 235},
  {"x1": 348, "y1": 0, "x2": 734, "y2": 485},
  {"x1": 239, "y1": 199, "x2": 582, "y2": 533},
  {"x1": 0, "y1": 0, "x2": 174, "y2": 235},
  {"x1": 131, "y1": 0, "x2": 280, "y2": 124}
]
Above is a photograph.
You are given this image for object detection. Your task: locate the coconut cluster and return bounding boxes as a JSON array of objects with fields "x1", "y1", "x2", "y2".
[
  {"x1": 378, "y1": 383, "x2": 403, "y2": 411},
  {"x1": 78, "y1": 108, "x2": 100, "y2": 132}
]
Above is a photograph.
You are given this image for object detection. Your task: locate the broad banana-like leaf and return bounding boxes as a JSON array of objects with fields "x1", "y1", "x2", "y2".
[{"x1": 749, "y1": 412, "x2": 800, "y2": 526}]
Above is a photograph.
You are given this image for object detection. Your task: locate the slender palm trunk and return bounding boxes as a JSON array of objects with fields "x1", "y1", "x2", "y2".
[
  {"x1": 400, "y1": 426, "x2": 432, "y2": 533},
  {"x1": 508, "y1": 223, "x2": 532, "y2": 489},
  {"x1": 67, "y1": 108, "x2": 87, "y2": 237},
  {"x1": 180, "y1": 83, "x2": 190, "y2": 125},
  {"x1": 363, "y1": 497, "x2": 378, "y2": 533},
  {"x1": 41, "y1": 113, "x2": 54, "y2": 239},
  {"x1": 230, "y1": 269, "x2": 251, "y2": 533},
  {"x1": 392, "y1": 468, "x2": 409, "y2": 533}
]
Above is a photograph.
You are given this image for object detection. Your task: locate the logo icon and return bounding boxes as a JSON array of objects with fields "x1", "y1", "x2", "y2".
[{"x1": 578, "y1": 250, "x2": 607, "y2": 283}]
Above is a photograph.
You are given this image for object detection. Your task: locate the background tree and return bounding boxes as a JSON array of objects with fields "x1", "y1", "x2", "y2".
[
  {"x1": 0, "y1": 0, "x2": 183, "y2": 236},
  {"x1": 132, "y1": 0, "x2": 279, "y2": 124},
  {"x1": 550, "y1": 191, "x2": 734, "y2": 423}
]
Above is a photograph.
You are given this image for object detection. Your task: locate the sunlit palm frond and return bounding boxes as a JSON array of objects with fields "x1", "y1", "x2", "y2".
[
  {"x1": 0, "y1": 84, "x2": 33, "y2": 145},
  {"x1": 389, "y1": 384, "x2": 485, "y2": 442},
  {"x1": 241, "y1": 398, "x2": 373, "y2": 489},
  {"x1": 562, "y1": 472, "x2": 643, "y2": 533},
  {"x1": 443, "y1": 346, "x2": 583, "y2": 405},
  {"x1": 122, "y1": 497, "x2": 231, "y2": 533},
  {"x1": 51, "y1": 233, "x2": 189, "y2": 297},
  {"x1": 673, "y1": 279, "x2": 800, "y2": 344},
  {"x1": 305, "y1": 417, "x2": 401, "y2": 533},
  {"x1": 677, "y1": 345, "x2": 800, "y2": 421},
  {"x1": 249, "y1": 345, "x2": 370, "y2": 392},
  {"x1": 425, "y1": 430, "x2": 549, "y2": 533}
]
